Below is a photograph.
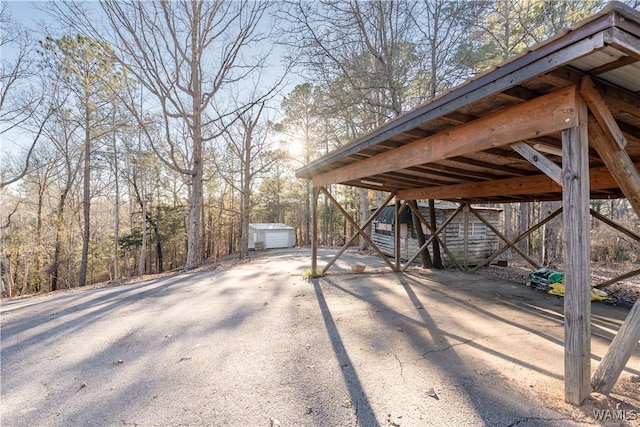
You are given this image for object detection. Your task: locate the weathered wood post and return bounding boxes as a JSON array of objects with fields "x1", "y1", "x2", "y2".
[
  {"x1": 312, "y1": 187, "x2": 319, "y2": 274},
  {"x1": 394, "y1": 199, "x2": 401, "y2": 272},
  {"x1": 463, "y1": 203, "x2": 470, "y2": 272},
  {"x1": 562, "y1": 92, "x2": 591, "y2": 405},
  {"x1": 592, "y1": 299, "x2": 640, "y2": 394}
]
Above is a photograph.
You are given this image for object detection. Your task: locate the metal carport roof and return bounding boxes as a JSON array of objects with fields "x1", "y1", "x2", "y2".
[{"x1": 296, "y1": 2, "x2": 640, "y2": 205}]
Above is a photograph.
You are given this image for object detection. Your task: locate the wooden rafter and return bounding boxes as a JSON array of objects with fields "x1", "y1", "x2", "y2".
[
  {"x1": 396, "y1": 163, "x2": 640, "y2": 201},
  {"x1": 587, "y1": 55, "x2": 638, "y2": 75}
]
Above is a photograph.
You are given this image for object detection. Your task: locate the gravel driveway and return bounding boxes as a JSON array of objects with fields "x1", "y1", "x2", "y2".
[{"x1": 2, "y1": 248, "x2": 639, "y2": 426}]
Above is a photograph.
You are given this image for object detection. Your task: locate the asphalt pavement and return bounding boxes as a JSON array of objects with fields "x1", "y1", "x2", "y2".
[{"x1": 1, "y1": 248, "x2": 639, "y2": 426}]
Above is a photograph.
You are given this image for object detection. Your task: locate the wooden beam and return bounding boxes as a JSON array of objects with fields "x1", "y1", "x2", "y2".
[
  {"x1": 396, "y1": 163, "x2": 640, "y2": 201},
  {"x1": 298, "y1": 31, "x2": 607, "y2": 181},
  {"x1": 546, "y1": 67, "x2": 640, "y2": 119},
  {"x1": 395, "y1": 200, "x2": 401, "y2": 271},
  {"x1": 580, "y1": 76, "x2": 627, "y2": 150},
  {"x1": 312, "y1": 188, "x2": 319, "y2": 274},
  {"x1": 587, "y1": 55, "x2": 638, "y2": 75},
  {"x1": 312, "y1": 86, "x2": 578, "y2": 187},
  {"x1": 562, "y1": 96, "x2": 591, "y2": 406},
  {"x1": 511, "y1": 142, "x2": 562, "y2": 184},
  {"x1": 592, "y1": 298, "x2": 640, "y2": 395},
  {"x1": 587, "y1": 115, "x2": 640, "y2": 220}
]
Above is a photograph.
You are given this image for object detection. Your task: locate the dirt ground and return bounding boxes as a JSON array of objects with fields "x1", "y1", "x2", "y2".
[
  {"x1": 477, "y1": 258, "x2": 640, "y2": 306},
  {"x1": 2, "y1": 248, "x2": 639, "y2": 426}
]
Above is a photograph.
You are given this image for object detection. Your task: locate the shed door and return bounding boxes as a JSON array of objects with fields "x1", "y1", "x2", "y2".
[{"x1": 265, "y1": 231, "x2": 291, "y2": 248}]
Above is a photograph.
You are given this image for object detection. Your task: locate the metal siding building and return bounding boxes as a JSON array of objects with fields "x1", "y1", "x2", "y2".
[
  {"x1": 248, "y1": 223, "x2": 295, "y2": 249},
  {"x1": 371, "y1": 204, "x2": 502, "y2": 267}
]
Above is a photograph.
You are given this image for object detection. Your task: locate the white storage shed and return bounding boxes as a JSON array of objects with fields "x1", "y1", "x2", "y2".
[{"x1": 248, "y1": 223, "x2": 295, "y2": 250}]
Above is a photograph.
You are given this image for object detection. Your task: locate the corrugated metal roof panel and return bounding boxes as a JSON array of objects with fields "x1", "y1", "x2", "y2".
[{"x1": 570, "y1": 47, "x2": 640, "y2": 92}]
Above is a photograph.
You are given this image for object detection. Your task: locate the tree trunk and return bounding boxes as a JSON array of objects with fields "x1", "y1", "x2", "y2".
[
  {"x1": 185, "y1": 15, "x2": 203, "y2": 270},
  {"x1": 35, "y1": 181, "x2": 45, "y2": 292},
  {"x1": 138, "y1": 195, "x2": 147, "y2": 276},
  {"x1": 429, "y1": 199, "x2": 443, "y2": 268},
  {"x1": 155, "y1": 204, "x2": 163, "y2": 273},
  {"x1": 409, "y1": 200, "x2": 432, "y2": 268},
  {"x1": 50, "y1": 188, "x2": 68, "y2": 292},
  {"x1": 239, "y1": 127, "x2": 252, "y2": 260},
  {"x1": 503, "y1": 203, "x2": 513, "y2": 260},
  {"x1": 113, "y1": 133, "x2": 120, "y2": 281},
  {"x1": 518, "y1": 202, "x2": 530, "y2": 255},
  {"x1": 358, "y1": 188, "x2": 369, "y2": 250},
  {"x1": 79, "y1": 103, "x2": 91, "y2": 287}
]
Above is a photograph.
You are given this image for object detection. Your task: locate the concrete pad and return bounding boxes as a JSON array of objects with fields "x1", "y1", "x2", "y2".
[{"x1": 1, "y1": 248, "x2": 639, "y2": 426}]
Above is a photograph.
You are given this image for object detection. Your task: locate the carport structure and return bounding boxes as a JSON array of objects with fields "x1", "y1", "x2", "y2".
[{"x1": 296, "y1": 2, "x2": 640, "y2": 406}]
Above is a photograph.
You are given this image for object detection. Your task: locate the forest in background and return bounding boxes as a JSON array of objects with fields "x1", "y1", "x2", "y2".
[{"x1": 2, "y1": 0, "x2": 639, "y2": 297}]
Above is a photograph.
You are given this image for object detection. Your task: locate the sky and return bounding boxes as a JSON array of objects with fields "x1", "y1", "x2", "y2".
[{"x1": 1, "y1": 1, "x2": 301, "y2": 161}]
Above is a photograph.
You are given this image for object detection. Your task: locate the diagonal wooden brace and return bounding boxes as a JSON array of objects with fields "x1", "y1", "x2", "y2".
[
  {"x1": 471, "y1": 207, "x2": 563, "y2": 272},
  {"x1": 404, "y1": 202, "x2": 463, "y2": 271},
  {"x1": 319, "y1": 188, "x2": 397, "y2": 273}
]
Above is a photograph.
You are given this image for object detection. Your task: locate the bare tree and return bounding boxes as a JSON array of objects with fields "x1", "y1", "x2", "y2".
[
  {"x1": 411, "y1": 0, "x2": 483, "y2": 100},
  {"x1": 279, "y1": 0, "x2": 423, "y2": 247},
  {"x1": 45, "y1": 96, "x2": 83, "y2": 291},
  {"x1": 75, "y1": 0, "x2": 272, "y2": 270},
  {"x1": 40, "y1": 35, "x2": 125, "y2": 287},
  {"x1": 0, "y1": 5, "x2": 55, "y2": 189},
  {"x1": 215, "y1": 100, "x2": 277, "y2": 259}
]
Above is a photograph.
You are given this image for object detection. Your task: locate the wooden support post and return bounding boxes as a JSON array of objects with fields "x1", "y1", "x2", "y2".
[
  {"x1": 312, "y1": 187, "x2": 319, "y2": 274},
  {"x1": 463, "y1": 203, "x2": 470, "y2": 272},
  {"x1": 592, "y1": 299, "x2": 640, "y2": 395},
  {"x1": 562, "y1": 95, "x2": 591, "y2": 405},
  {"x1": 395, "y1": 199, "x2": 401, "y2": 272}
]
